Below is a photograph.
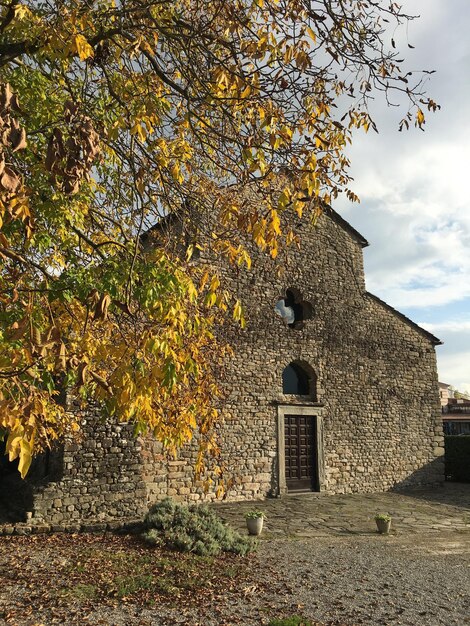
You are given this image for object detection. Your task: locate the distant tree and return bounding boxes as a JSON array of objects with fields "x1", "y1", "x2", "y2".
[{"x1": 0, "y1": 0, "x2": 438, "y2": 478}]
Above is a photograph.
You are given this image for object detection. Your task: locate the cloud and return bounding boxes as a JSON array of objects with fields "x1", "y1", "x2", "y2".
[
  {"x1": 436, "y1": 348, "x2": 470, "y2": 392},
  {"x1": 334, "y1": 0, "x2": 470, "y2": 387},
  {"x1": 416, "y1": 320, "x2": 469, "y2": 390},
  {"x1": 336, "y1": 8, "x2": 470, "y2": 308},
  {"x1": 421, "y1": 321, "x2": 470, "y2": 333},
  {"x1": 341, "y1": 184, "x2": 470, "y2": 308}
]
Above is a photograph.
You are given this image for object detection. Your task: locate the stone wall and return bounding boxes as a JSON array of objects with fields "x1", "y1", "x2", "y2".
[
  {"x1": 32, "y1": 405, "x2": 147, "y2": 525},
  {"x1": 140, "y1": 437, "x2": 212, "y2": 504},
  {"x1": 28, "y1": 207, "x2": 444, "y2": 523},
  {"x1": 208, "y1": 210, "x2": 443, "y2": 497},
  {"x1": 137, "y1": 208, "x2": 444, "y2": 504}
]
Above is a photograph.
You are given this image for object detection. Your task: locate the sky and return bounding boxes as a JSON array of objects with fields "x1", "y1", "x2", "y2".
[{"x1": 335, "y1": 0, "x2": 470, "y2": 392}]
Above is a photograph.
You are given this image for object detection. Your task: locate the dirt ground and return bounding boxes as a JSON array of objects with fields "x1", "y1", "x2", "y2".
[{"x1": 0, "y1": 485, "x2": 469, "y2": 626}]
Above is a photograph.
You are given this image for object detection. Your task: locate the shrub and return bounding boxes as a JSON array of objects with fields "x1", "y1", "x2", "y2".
[{"x1": 142, "y1": 498, "x2": 255, "y2": 556}]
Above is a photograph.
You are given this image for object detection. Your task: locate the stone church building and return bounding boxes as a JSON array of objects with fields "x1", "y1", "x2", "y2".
[{"x1": 1, "y1": 206, "x2": 445, "y2": 525}]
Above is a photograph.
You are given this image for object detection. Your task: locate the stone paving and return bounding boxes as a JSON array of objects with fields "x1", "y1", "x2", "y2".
[
  {"x1": 213, "y1": 482, "x2": 470, "y2": 538},
  {"x1": 1, "y1": 481, "x2": 469, "y2": 540}
]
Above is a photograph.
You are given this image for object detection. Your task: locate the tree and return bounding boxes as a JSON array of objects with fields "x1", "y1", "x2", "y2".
[
  {"x1": 454, "y1": 390, "x2": 470, "y2": 401},
  {"x1": 0, "y1": 0, "x2": 437, "y2": 479}
]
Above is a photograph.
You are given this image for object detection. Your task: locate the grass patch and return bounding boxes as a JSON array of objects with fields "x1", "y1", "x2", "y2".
[
  {"x1": 112, "y1": 573, "x2": 155, "y2": 597},
  {"x1": 269, "y1": 617, "x2": 315, "y2": 626},
  {"x1": 66, "y1": 583, "x2": 98, "y2": 601}
]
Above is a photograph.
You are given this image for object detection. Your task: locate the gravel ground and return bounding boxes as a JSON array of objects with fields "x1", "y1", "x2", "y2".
[
  {"x1": 1, "y1": 531, "x2": 469, "y2": 625},
  {"x1": 160, "y1": 532, "x2": 470, "y2": 626},
  {"x1": 256, "y1": 533, "x2": 470, "y2": 626}
]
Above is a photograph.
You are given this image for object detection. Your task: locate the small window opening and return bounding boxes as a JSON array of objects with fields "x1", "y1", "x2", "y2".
[
  {"x1": 282, "y1": 361, "x2": 317, "y2": 398},
  {"x1": 275, "y1": 287, "x2": 313, "y2": 330}
]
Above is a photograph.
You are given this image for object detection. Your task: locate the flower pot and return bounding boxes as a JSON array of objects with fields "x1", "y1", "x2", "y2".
[
  {"x1": 375, "y1": 518, "x2": 391, "y2": 534},
  {"x1": 246, "y1": 516, "x2": 264, "y2": 536}
]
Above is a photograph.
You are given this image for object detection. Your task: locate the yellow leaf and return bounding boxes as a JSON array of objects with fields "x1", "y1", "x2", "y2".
[
  {"x1": 233, "y1": 300, "x2": 242, "y2": 321},
  {"x1": 7, "y1": 434, "x2": 22, "y2": 461},
  {"x1": 253, "y1": 226, "x2": 265, "y2": 248},
  {"x1": 13, "y1": 4, "x2": 31, "y2": 19},
  {"x1": 199, "y1": 270, "x2": 209, "y2": 290},
  {"x1": 271, "y1": 209, "x2": 281, "y2": 235},
  {"x1": 240, "y1": 83, "x2": 251, "y2": 98},
  {"x1": 306, "y1": 27, "x2": 317, "y2": 43},
  {"x1": 18, "y1": 439, "x2": 32, "y2": 479},
  {"x1": 170, "y1": 162, "x2": 183, "y2": 182},
  {"x1": 293, "y1": 201, "x2": 303, "y2": 218},
  {"x1": 74, "y1": 34, "x2": 94, "y2": 61},
  {"x1": 205, "y1": 292, "x2": 217, "y2": 307},
  {"x1": 278, "y1": 188, "x2": 291, "y2": 210},
  {"x1": 233, "y1": 300, "x2": 246, "y2": 328},
  {"x1": 131, "y1": 122, "x2": 147, "y2": 143},
  {"x1": 281, "y1": 125, "x2": 293, "y2": 140},
  {"x1": 238, "y1": 249, "x2": 251, "y2": 270},
  {"x1": 209, "y1": 275, "x2": 220, "y2": 291},
  {"x1": 416, "y1": 108, "x2": 425, "y2": 128}
]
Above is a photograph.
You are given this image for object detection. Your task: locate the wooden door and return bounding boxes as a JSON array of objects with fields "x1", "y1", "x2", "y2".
[{"x1": 285, "y1": 413, "x2": 317, "y2": 491}]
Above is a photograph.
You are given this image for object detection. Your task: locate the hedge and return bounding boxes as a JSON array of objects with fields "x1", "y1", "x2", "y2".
[{"x1": 445, "y1": 436, "x2": 470, "y2": 482}]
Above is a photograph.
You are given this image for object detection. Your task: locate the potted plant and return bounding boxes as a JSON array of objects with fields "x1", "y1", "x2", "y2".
[
  {"x1": 374, "y1": 513, "x2": 392, "y2": 534},
  {"x1": 245, "y1": 510, "x2": 265, "y2": 536}
]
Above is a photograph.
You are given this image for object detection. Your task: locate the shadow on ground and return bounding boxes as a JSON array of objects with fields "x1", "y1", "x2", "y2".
[{"x1": 395, "y1": 481, "x2": 470, "y2": 508}]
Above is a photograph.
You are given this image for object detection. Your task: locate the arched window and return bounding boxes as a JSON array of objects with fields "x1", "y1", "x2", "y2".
[{"x1": 282, "y1": 361, "x2": 317, "y2": 399}]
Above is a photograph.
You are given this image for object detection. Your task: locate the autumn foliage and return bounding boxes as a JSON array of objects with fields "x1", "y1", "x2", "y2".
[{"x1": 0, "y1": 0, "x2": 437, "y2": 478}]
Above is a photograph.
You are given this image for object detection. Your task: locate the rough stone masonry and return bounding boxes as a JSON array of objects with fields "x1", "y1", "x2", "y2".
[{"x1": 27, "y1": 206, "x2": 445, "y2": 525}]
